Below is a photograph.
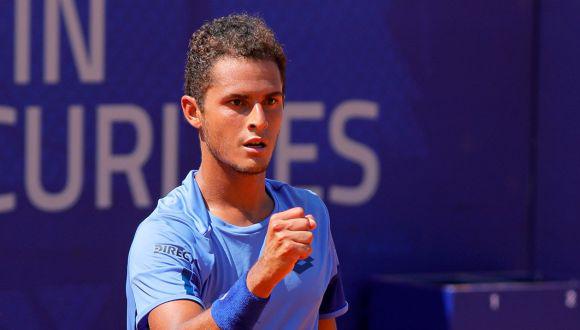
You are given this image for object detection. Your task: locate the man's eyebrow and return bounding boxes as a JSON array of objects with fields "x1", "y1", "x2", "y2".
[
  {"x1": 266, "y1": 92, "x2": 284, "y2": 98},
  {"x1": 223, "y1": 93, "x2": 249, "y2": 100},
  {"x1": 223, "y1": 92, "x2": 284, "y2": 99}
]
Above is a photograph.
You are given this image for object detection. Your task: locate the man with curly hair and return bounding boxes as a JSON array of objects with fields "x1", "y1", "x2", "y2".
[{"x1": 126, "y1": 14, "x2": 347, "y2": 329}]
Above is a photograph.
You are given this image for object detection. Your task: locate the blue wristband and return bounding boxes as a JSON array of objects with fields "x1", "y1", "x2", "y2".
[{"x1": 211, "y1": 271, "x2": 270, "y2": 329}]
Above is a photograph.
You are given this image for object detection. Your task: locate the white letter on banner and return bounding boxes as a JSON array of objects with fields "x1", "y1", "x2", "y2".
[
  {"x1": 162, "y1": 103, "x2": 179, "y2": 195},
  {"x1": 0, "y1": 106, "x2": 17, "y2": 212},
  {"x1": 96, "y1": 104, "x2": 152, "y2": 209},
  {"x1": 44, "y1": 0, "x2": 105, "y2": 83},
  {"x1": 15, "y1": 0, "x2": 31, "y2": 84},
  {"x1": 329, "y1": 100, "x2": 380, "y2": 206},
  {"x1": 274, "y1": 102, "x2": 324, "y2": 197},
  {"x1": 25, "y1": 106, "x2": 84, "y2": 212}
]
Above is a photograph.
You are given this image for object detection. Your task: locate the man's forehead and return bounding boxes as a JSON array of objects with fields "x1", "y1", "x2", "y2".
[{"x1": 207, "y1": 56, "x2": 283, "y2": 94}]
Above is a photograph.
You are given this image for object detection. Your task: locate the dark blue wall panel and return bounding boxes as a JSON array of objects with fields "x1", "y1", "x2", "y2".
[{"x1": 536, "y1": 0, "x2": 580, "y2": 279}]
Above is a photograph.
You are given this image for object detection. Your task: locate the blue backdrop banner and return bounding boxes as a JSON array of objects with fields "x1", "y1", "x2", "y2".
[{"x1": 0, "y1": 1, "x2": 534, "y2": 328}]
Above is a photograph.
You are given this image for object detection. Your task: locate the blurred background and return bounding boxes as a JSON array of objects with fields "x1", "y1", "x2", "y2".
[{"x1": 1, "y1": 0, "x2": 579, "y2": 329}]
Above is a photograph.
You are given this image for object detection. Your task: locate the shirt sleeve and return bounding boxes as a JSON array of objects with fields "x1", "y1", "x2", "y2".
[
  {"x1": 128, "y1": 218, "x2": 204, "y2": 329},
  {"x1": 319, "y1": 229, "x2": 348, "y2": 319}
]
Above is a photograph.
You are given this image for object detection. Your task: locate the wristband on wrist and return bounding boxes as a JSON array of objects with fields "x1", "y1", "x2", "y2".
[{"x1": 211, "y1": 271, "x2": 270, "y2": 329}]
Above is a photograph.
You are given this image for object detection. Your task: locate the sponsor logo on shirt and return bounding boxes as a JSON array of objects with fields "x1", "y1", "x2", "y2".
[
  {"x1": 154, "y1": 243, "x2": 193, "y2": 263},
  {"x1": 293, "y1": 256, "x2": 314, "y2": 274}
]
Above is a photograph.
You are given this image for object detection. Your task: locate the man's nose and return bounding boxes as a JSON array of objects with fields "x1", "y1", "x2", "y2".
[{"x1": 247, "y1": 102, "x2": 268, "y2": 132}]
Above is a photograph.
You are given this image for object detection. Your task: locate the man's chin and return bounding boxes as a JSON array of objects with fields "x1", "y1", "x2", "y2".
[
  {"x1": 206, "y1": 144, "x2": 270, "y2": 176},
  {"x1": 228, "y1": 159, "x2": 270, "y2": 175},
  {"x1": 232, "y1": 165, "x2": 268, "y2": 176}
]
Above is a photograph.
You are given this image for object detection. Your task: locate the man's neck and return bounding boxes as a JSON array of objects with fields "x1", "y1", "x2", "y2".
[{"x1": 196, "y1": 160, "x2": 273, "y2": 227}]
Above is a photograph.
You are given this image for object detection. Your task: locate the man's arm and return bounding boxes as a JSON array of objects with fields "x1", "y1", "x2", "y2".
[
  {"x1": 146, "y1": 207, "x2": 316, "y2": 330},
  {"x1": 149, "y1": 300, "x2": 218, "y2": 330},
  {"x1": 150, "y1": 302, "x2": 338, "y2": 330},
  {"x1": 319, "y1": 318, "x2": 337, "y2": 330}
]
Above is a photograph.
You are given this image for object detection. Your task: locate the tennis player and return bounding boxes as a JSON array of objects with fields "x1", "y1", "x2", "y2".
[{"x1": 126, "y1": 14, "x2": 348, "y2": 329}]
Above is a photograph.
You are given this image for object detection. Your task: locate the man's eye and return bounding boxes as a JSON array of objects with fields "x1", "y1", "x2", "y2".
[
  {"x1": 266, "y1": 98, "x2": 278, "y2": 105},
  {"x1": 230, "y1": 99, "x2": 242, "y2": 106}
]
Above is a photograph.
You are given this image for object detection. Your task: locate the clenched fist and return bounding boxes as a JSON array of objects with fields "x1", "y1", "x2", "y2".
[{"x1": 247, "y1": 207, "x2": 317, "y2": 298}]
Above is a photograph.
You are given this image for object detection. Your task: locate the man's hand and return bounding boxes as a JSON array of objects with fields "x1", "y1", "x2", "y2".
[{"x1": 247, "y1": 207, "x2": 317, "y2": 298}]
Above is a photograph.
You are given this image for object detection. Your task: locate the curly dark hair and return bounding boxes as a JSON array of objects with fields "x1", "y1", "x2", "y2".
[{"x1": 184, "y1": 14, "x2": 286, "y2": 107}]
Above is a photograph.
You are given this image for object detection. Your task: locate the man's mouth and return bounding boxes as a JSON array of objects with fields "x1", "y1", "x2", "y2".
[
  {"x1": 243, "y1": 138, "x2": 267, "y2": 149},
  {"x1": 244, "y1": 141, "x2": 266, "y2": 148}
]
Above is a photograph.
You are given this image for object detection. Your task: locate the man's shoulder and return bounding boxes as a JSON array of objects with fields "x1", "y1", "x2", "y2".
[
  {"x1": 148, "y1": 171, "x2": 211, "y2": 234},
  {"x1": 129, "y1": 214, "x2": 200, "y2": 265},
  {"x1": 130, "y1": 171, "x2": 211, "y2": 251},
  {"x1": 128, "y1": 202, "x2": 214, "y2": 274}
]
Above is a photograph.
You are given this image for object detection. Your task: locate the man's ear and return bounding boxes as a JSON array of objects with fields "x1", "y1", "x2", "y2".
[{"x1": 181, "y1": 95, "x2": 203, "y2": 129}]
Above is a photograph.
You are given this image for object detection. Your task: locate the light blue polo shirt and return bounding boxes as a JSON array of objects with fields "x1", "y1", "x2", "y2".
[{"x1": 126, "y1": 171, "x2": 347, "y2": 329}]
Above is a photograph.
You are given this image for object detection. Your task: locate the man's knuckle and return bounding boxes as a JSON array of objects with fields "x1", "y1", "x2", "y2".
[
  {"x1": 289, "y1": 207, "x2": 304, "y2": 217},
  {"x1": 275, "y1": 232, "x2": 286, "y2": 243},
  {"x1": 281, "y1": 240, "x2": 292, "y2": 251},
  {"x1": 272, "y1": 222, "x2": 284, "y2": 231},
  {"x1": 277, "y1": 231, "x2": 289, "y2": 241}
]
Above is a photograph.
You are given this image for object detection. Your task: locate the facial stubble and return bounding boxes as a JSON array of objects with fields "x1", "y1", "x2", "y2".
[{"x1": 200, "y1": 120, "x2": 275, "y2": 176}]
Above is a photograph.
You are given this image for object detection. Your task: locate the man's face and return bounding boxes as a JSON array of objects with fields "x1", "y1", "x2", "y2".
[{"x1": 197, "y1": 56, "x2": 284, "y2": 175}]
